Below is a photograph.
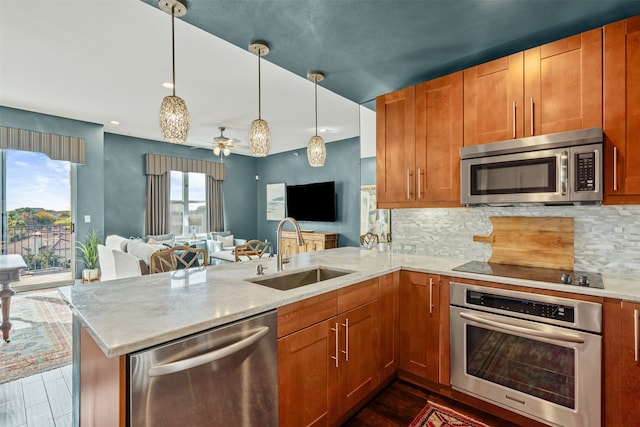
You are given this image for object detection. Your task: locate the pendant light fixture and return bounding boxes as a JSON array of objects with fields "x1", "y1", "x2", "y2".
[
  {"x1": 307, "y1": 71, "x2": 326, "y2": 167},
  {"x1": 158, "y1": 0, "x2": 190, "y2": 144},
  {"x1": 248, "y1": 41, "x2": 271, "y2": 157}
]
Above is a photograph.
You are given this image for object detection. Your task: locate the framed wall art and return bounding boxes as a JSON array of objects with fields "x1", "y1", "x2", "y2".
[{"x1": 266, "y1": 183, "x2": 286, "y2": 221}]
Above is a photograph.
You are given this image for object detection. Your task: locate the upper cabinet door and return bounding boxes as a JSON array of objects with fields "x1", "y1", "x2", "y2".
[
  {"x1": 524, "y1": 28, "x2": 602, "y2": 136},
  {"x1": 376, "y1": 86, "x2": 416, "y2": 206},
  {"x1": 463, "y1": 52, "x2": 524, "y2": 146},
  {"x1": 415, "y1": 72, "x2": 463, "y2": 205},
  {"x1": 604, "y1": 16, "x2": 640, "y2": 203}
]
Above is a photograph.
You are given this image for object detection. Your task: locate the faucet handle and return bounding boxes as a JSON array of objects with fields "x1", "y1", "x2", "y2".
[{"x1": 256, "y1": 264, "x2": 268, "y2": 275}]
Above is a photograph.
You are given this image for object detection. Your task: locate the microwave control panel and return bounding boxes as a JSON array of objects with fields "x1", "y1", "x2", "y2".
[{"x1": 575, "y1": 152, "x2": 596, "y2": 192}]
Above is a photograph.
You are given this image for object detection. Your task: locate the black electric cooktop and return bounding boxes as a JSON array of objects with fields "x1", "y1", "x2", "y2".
[{"x1": 452, "y1": 261, "x2": 604, "y2": 289}]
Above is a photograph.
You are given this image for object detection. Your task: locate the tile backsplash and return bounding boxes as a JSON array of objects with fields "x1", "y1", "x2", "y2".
[{"x1": 391, "y1": 205, "x2": 640, "y2": 275}]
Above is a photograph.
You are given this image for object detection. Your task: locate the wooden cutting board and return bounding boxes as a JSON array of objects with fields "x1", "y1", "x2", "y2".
[{"x1": 473, "y1": 217, "x2": 574, "y2": 270}]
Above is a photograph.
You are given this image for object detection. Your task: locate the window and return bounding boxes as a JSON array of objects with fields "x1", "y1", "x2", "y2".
[
  {"x1": 1, "y1": 149, "x2": 75, "y2": 288},
  {"x1": 169, "y1": 171, "x2": 206, "y2": 237}
]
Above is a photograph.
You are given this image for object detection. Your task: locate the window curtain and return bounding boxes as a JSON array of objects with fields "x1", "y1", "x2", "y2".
[
  {"x1": 145, "y1": 173, "x2": 169, "y2": 235},
  {"x1": 145, "y1": 154, "x2": 225, "y2": 235},
  {"x1": 0, "y1": 126, "x2": 85, "y2": 164},
  {"x1": 206, "y1": 176, "x2": 223, "y2": 232}
]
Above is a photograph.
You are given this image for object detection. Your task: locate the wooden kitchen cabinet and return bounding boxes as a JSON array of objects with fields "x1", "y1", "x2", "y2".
[
  {"x1": 280, "y1": 231, "x2": 338, "y2": 256},
  {"x1": 277, "y1": 278, "x2": 380, "y2": 426},
  {"x1": 464, "y1": 28, "x2": 602, "y2": 145},
  {"x1": 376, "y1": 73, "x2": 463, "y2": 208},
  {"x1": 463, "y1": 52, "x2": 525, "y2": 145},
  {"x1": 603, "y1": 16, "x2": 640, "y2": 204},
  {"x1": 399, "y1": 271, "x2": 442, "y2": 384},
  {"x1": 378, "y1": 272, "x2": 399, "y2": 381},
  {"x1": 603, "y1": 299, "x2": 640, "y2": 425},
  {"x1": 376, "y1": 86, "x2": 416, "y2": 206},
  {"x1": 414, "y1": 72, "x2": 463, "y2": 206}
]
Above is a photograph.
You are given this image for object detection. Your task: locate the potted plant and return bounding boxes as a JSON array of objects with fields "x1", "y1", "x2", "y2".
[{"x1": 77, "y1": 229, "x2": 102, "y2": 282}]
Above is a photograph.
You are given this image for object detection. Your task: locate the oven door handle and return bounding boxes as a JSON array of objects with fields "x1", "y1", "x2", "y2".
[
  {"x1": 459, "y1": 312, "x2": 585, "y2": 344},
  {"x1": 147, "y1": 326, "x2": 270, "y2": 377}
]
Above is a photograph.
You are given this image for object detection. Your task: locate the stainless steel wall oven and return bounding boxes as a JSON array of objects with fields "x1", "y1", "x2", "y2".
[{"x1": 450, "y1": 282, "x2": 602, "y2": 426}]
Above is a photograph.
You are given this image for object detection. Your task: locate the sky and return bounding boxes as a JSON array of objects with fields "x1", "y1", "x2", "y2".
[{"x1": 6, "y1": 150, "x2": 71, "y2": 211}]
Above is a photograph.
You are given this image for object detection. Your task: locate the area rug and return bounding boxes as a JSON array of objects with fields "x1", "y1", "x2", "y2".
[
  {"x1": 0, "y1": 289, "x2": 72, "y2": 384},
  {"x1": 410, "y1": 401, "x2": 491, "y2": 427}
]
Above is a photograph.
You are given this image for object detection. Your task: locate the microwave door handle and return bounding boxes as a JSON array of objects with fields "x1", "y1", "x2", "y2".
[
  {"x1": 147, "y1": 326, "x2": 270, "y2": 377},
  {"x1": 459, "y1": 311, "x2": 585, "y2": 344},
  {"x1": 560, "y1": 151, "x2": 569, "y2": 195}
]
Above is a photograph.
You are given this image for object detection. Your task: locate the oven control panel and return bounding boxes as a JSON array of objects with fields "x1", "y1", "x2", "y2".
[{"x1": 466, "y1": 290, "x2": 575, "y2": 323}]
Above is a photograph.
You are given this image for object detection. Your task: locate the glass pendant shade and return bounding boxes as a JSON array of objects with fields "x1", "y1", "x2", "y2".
[
  {"x1": 223, "y1": 147, "x2": 231, "y2": 156},
  {"x1": 249, "y1": 118, "x2": 271, "y2": 157},
  {"x1": 307, "y1": 71, "x2": 326, "y2": 167},
  {"x1": 159, "y1": 95, "x2": 190, "y2": 143},
  {"x1": 307, "y1": 135, "x2": 326, "y2": 167},
  {"x1": 213, "y1": 145, "x2": 221, "y2": 156}
]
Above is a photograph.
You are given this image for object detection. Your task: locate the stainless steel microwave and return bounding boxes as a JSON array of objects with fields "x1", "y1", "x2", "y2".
[{"x1": 460, "y1": 127, "x2": 603, "y2": 206}]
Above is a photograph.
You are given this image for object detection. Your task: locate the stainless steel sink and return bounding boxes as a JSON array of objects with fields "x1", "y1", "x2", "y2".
[{"x1": 247, "y1": 267, "x2": 354, "y2": 291}]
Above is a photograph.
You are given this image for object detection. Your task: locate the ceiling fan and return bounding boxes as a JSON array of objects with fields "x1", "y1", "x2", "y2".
[{"x1": 212, "y1": 126, "x2": 239, "y2": 156}]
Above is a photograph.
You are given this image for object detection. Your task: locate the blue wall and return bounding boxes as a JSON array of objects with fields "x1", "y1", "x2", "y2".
[
  {"x1": 103, "y1": 133, "x2": 258, "y2": 241},
  {"x1": 361, "y1": 156, "x2": 376, "y2": 186},
  {"x1": 0, "y1": 106, "x2": 105, "y2": 278},
  {"x1": 256, "y1": 138, "x2": 361, "y2": 248}
]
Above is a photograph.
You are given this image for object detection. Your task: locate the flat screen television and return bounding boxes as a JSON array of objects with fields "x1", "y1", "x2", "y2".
[{"x1": 286, "y1": 181, "x2": 336, "y2": 222}]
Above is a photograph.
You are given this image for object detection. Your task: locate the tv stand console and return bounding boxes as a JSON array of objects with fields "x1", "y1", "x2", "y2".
[{"x1": 279, "y1": 231, "x2": 338, "y2": 255}]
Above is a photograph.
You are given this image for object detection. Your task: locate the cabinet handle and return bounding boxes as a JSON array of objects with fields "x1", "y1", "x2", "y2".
[
  {"x1": 634, "y1": 309, "x2": 639, "y2": 363},
  {"x1": 406, "y1": 170, "x2": 413, "y2": 200},
  {"x1": 331, "y1": 323, "x2": 339, "y2": 367},
  {"x1": 613, "y1": 146, "x2": 618, "y2": 191},
  {"x1": 530, "y1": 97, "x2": 534, "y2": 136},
  {"x1": 341, "y1": 318, "x2": 349, "y2": 362},
  {"x1": 429, "y1": 277, "x2": 434, "y2": 315},
  {"x1": 512, "y1": 101, "x2": 516, "y2": 139},
  {"x1": 417, "y1": 168, "x2": 423, "y2": 199}
]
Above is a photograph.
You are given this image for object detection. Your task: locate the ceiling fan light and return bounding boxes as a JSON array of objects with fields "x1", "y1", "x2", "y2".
[
  {"x1": 307, "y1": 135, "x2": 326, "y2": 167},
  {"x1": 159, "y1": 95, "x2": 190, "y2": 143},
  {"x1": 223, "y1": 147, "x2": 231, "y2": 156},
  {"x1": 213, "y1": 145, "x2": 221, "y2": 156},
  {"x1": 249, "y1": 118, "x2": 271, "y2": 157}
]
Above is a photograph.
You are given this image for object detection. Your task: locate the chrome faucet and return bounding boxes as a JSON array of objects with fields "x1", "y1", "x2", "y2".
[{"x1": 276, "y1": 217, "x2": 304, "y2": 271}]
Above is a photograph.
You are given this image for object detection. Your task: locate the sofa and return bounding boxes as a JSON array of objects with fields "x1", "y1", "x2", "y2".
[{"x1": 101, "y1": 235, "x2": 169, "y2": 279}]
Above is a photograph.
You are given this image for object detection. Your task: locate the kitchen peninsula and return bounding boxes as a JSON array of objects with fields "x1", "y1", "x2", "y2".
[{"x1": 62, "y1": 247, "x2": 640, "y2": 426}]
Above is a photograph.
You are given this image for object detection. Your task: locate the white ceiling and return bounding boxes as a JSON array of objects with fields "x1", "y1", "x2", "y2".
[{"x1": 0, "y1": 0, "x2": 367, "y2": 156}]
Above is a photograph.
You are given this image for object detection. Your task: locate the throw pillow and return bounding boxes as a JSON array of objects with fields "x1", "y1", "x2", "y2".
[
  {"x1": 217, "y1": 234, "x2": 234, "y2": 247},
  {"x1": 177, "y1": 245, "x2": 198, "y2": 269},
  {"x1": 146, "y1": 233, "x2": 175, "y2": 247}
]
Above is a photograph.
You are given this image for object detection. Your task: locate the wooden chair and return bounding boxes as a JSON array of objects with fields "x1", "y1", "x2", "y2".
[
  {"x1": 360, "y1": 232, "x2": 379, "y2": 247},
  {"x1": 149, "y1": 245, "x2": 208, "y2": 273},
  {"x1": 234, "y1": 239, "x2": 272, "y2": 262}
]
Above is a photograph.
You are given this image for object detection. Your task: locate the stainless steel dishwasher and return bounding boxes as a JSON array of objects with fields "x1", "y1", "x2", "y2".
[{"x1": 129, "y1": 310, "x2": 278, "y2": 426}]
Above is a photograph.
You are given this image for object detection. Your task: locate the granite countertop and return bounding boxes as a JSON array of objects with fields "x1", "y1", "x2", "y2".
[{"x1": 59, "y1": 246, "x2": 640, "y2": 358}]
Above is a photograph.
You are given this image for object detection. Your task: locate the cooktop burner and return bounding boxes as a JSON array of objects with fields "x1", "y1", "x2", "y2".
[{"x1": 452, "y1": 261, "x2": 604, "y2": 289}]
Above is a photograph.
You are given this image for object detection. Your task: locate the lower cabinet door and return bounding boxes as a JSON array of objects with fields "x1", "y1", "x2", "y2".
[
  {"x1": 337, "y1": 301, "x2": 379, "y2": 415},
  {"x1": 278, "y1": 318, "x2": 338, "y2": 427},
  {"x1": 399, "y1": 271, "x2": 440, "y2": 382}
]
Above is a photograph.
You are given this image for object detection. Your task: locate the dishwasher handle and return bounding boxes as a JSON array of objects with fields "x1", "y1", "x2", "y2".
[{"x1": 147, "y1": 326, "x2": 270, "y2": 377}]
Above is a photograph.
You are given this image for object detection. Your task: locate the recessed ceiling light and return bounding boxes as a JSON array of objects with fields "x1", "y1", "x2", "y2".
[
  {"x1": 109, "y1": 120, "x2": 120, "y2": 125},
  {"x1": 162, "y1": 82, "x2": 174, "y2": 89},
  {"x1": 319, "y1": 128, "x2": 328, "y2": 133}
]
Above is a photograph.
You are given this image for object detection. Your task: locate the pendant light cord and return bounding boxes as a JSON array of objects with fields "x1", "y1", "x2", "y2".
[
  {"x1": 171, "y1": 5, "x2": 176, "y2": 97},
  {"x1": 314, "y1": 79, "x2": 318, "y2": 136},
  {"x1": 257, "y1": 48, "x2": 262, "y2": 119}
]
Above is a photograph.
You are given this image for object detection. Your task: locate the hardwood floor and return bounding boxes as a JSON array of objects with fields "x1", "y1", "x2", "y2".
[
  {"x1": 343, "y1": 379, "x2": 520, "y2": 427},
  {"x1": 0, "y1": 365, "x2": 72, "y2": 427}
]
